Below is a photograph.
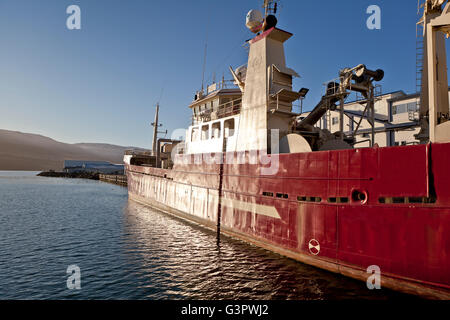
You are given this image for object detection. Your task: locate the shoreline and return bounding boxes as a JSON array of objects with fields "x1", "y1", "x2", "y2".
[{"x1": 37, "y1": 171, "x2": 100, "y2": 180}]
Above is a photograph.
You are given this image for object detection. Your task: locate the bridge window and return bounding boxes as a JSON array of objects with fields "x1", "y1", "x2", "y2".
[
  {"x1": 201, "y1": 125, "x2": 210, "y2": 140},
  {"x1": 191, "y1": 127, "x2": 199, "y2": 142},
  {"x1": 212, "y1": 99, "x2": 219, "y2": 113},
  {"x1": 220, "y1": 97, "x2": 232, "y2": 108},
  {"x1": 211, "y1": 122, "x2": 221, "y2": 139},
  {"x1": 224, "y1": 119, "x2": 235, "y2": 137}
]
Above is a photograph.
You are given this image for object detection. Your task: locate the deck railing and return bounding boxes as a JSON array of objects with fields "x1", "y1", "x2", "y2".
[{"x1": 192, "y1": 97, "x2": 242, "y2": 125}]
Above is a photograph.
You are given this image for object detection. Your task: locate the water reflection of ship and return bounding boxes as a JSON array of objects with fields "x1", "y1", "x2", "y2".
[
  {"x1": 125, "y1": 1, "x2": 450, "y2": 298},
  {"x1": 123, "y1": 201, "x2": 404, "y2": 299}
]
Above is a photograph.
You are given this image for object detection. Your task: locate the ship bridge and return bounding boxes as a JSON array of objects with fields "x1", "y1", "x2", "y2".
[
  {"x1": 189, "y1": 81, "x2": 242, "y2": 125},
  {"x1": 187, "y1": 80, "x2": 242, "y2": 154}
]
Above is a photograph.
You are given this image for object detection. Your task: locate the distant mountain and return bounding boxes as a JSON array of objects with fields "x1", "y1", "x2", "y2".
[{"x1": 0, "y1": 129, "x2": 146, "y2": 171}]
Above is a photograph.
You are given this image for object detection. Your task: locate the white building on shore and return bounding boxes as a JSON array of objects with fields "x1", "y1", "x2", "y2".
[
  {"x1": 63, "y1": 160, "x2": 124, "y2": 174},
  {"x1": 299, "y1": 89, "x2": 450, "y2": 148}
]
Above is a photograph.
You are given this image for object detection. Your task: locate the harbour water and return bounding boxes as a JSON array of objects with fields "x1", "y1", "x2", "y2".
[{"x1": 0, "y1": 171, "x2": 411, "y2": 299}]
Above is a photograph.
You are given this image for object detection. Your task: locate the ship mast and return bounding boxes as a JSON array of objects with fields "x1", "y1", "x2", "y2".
[
  {"x1": 151, "y1": 103, "x2": 160, "y2": 155},
  {"x1": 150, "y1": 103, "x2": 168, "y2": 155}
]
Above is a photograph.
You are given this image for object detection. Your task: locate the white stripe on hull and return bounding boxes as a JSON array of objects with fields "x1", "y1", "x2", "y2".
[{"x1": 220, "y1": 197, "x2": 281, "y2": 219}]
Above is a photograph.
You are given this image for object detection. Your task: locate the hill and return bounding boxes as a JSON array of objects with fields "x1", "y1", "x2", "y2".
[{"x1": 0, "y1": 129, "x2": 145, "y2": 171}]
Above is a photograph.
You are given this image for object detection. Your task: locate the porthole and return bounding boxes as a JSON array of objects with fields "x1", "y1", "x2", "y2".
[{"x1": 352, "y1": 190, "x2": 368, "y2": 204}]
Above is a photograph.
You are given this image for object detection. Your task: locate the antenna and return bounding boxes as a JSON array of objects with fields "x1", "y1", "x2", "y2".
[
  {"x1": 263, "y1": 0, "x2": 279, "y2": 18},
  {"x1": 201, "y1": 15, "x2": 211, "y2": 93},
  {"x1": 201, "y1": 40, "x2": 207, "y2": 92}
]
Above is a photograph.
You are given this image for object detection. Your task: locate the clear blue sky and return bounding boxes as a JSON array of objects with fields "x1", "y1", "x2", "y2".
[{"x1": 0, "y1": 0, "x2": 441, "y2": 148}]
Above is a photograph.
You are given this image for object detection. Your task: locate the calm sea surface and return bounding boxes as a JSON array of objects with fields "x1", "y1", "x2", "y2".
[{"x1": 0, "y1": 171, "x2": 411, "y2": 300}]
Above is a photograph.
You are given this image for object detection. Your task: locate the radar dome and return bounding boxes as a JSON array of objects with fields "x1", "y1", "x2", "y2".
[{"x1": 246, "y1": 9, "x2": 263, "y2": 33}]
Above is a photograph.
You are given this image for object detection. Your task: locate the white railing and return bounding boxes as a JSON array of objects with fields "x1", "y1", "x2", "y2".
[{"x1": 192, "y1": 97, "x2": 242, "y2": 125}]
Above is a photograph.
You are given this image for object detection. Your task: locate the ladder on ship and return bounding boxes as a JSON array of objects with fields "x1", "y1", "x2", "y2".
[{"x1": 416, "y1": 0, "x2": 426, "y2": 108}]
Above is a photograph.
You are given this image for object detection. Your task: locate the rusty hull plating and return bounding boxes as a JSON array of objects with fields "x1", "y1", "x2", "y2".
[{"x1": 126, "y1": 143, "x2": 450, "y2": 299}]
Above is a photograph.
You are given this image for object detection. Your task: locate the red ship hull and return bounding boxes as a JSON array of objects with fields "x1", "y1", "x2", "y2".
[{"x1": 126, "y1": 143, "x2": 450, "y2": 299}]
